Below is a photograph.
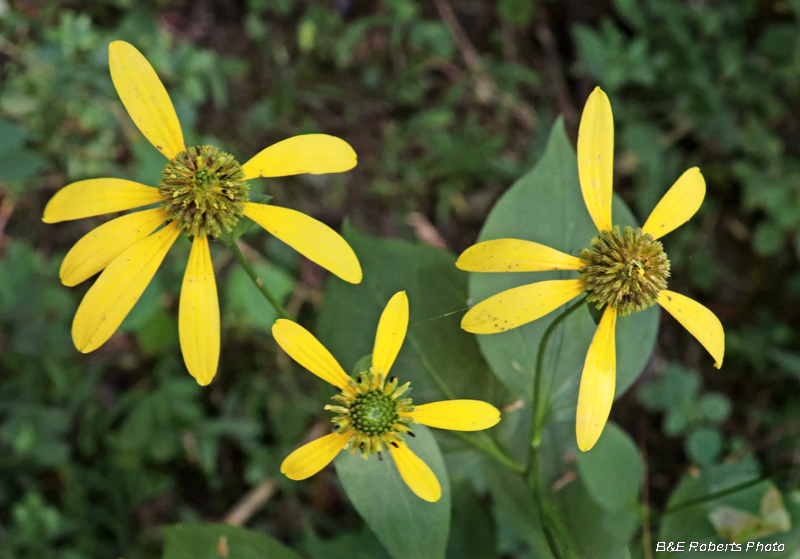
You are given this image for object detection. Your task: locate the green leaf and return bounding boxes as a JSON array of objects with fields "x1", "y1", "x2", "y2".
[
  {"x1": 686, "y1": 427, "x2": 723, "y2": 465},
  {"x1": 318, "y1": 224, "x2": 505, "y2": 405},
  {"x1": 162, "y1": 523, "x2": 303, "y2": 559},
  {"x1": 698, "y1": 392, "x2": 731, "y2": 423},
  {"x1": 334, "y1": 424, "x2": 451, "y2": 559},
  {"x1": 467, "y1": 118, "x2": 659, "y2": 420},
  {"x1": 576, "y1": 422, "x2": 642, "y2": 511}
]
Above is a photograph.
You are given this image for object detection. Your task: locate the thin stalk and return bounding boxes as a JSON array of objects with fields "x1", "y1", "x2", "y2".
[
  {"x1": 229, "y1": 241, "x2": 292, "y2": 320},
  {"x1": 530, "y1": 297, "x2": 587, "y2": 449},
  {"x1": 662, "y1": 466, "x2": 798, "y2": 515},
  {"x1": 454, "y1": 431, "x2": 525, "y2": 474},
  {"x1": 525, "y1": 296, "x2": 587, "y2": 559}
]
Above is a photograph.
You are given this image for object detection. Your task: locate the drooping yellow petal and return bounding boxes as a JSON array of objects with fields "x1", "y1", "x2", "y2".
[
  {"x1": 60, "y1": 208, "x2": 166, "y2": 286},
  {"x1": 109, "y1": 40, "x2": 185, "y2": 159},
  {"x1": 179, "y1": 234, "x2": 220, "y2": 386},
  {"x1": 456, "y1": 239, "x2": 585, "y2": 272},
  {"x1": 576, "y1": 306, "x2": 618, "y2": 452},
  {"x1": 388, "y1": 442, "x2": 441, "y2": 502},
  {"x1": 72, "y1": 222, "x2": 180, "y2": 353},
  {"x1": 242, "y1": 134, "x2": 357, "y2": 179},
  {"x1": 657, "y1": 290, "x2": 724, "y2": 368},
  {"x1": 372, "y1": 291, "x2": 409, "y2": 378},
  {"x1": 405, "y1": 400, "x2": 501, "y2": 431},
  {"x1": 272, "y1": 319, "x2": 350, "y2": 389},
  {"x1": 43, "y1": 179, "x2": 163, "y2": 223},
  {"x1": 281, "y1": 431, "x2": 350, "y2": 480},
  {"x1": 642, "y1": 167, "x2": 706, "y2": 239},
  {"x1": 577, "y1": 87, "x2": 614, "y2": 232},
  {"x1": 461, "y1": 279, "x2": 584, "y2": 334},
  {"x1": 243, "y1": 203, "x2": 362, "y2": 284}
]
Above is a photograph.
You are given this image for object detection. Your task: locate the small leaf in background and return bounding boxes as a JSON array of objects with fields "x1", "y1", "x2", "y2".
[
  {"x1": 685, "y1": 427, "x2": 722, "y2": 466},
  {"x1": 162, "y1": 523, "x2": 304, "y2": 559},
  {"x1": 576, "y1": 422, "x2": 642, "y2": 511},
  {"x1": 698, "y1": 392, "x2": 731, "y2": 422},
  {"x1": 709, "y1": 487, "x2": 791, "y2": 543},
  {"x1": 334, "y1": 424, "x2": 451, "y2": 559},
  {"x1": 225, "y1": 261, "x2": 294, "y2": 334},
  {"x1": 468, "y1": 118, "x2": 658, "y2": 417}
]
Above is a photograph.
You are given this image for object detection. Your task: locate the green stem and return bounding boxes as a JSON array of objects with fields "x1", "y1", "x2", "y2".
[
  {"x1": 454, "y1": 431, "x2": 525, "y2": 474},
  {"x1": 525, "y1": 296, "x2": 587, "y2": 559},
  {"x1": 662, "y1": 466, "x2": 798, "y2": 515},
  {"x1": 229, "y1": 241, "x2": 292, "y2": 320},
  {"x1": 530, "y1": 297, "x2": 587, "y2": 449}
]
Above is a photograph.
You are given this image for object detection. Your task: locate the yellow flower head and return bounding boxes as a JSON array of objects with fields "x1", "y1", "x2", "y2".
[
  {"x1": 273, "y1": 292, "x2": 501, "y2": 502},
  {"x1": 456, "y1": 87, "x2": 725, "y2": 452},
  {"x1": 42, "y1": 41, "x2": 363, "y2": 386}
]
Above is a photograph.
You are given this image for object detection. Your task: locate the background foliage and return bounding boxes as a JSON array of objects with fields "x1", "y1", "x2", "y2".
[{"x1": 1, "y1": 0, "x2": 799, "y2": 557}]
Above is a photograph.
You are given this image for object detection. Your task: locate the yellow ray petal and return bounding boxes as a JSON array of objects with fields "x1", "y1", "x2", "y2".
[
  {"x1": 456, "y1": 239, "x2": 585, "y2": 272},
  {"x1": 404, "y1": 400, "x2": 501, "y2": 431},
  {"x1": 242, "y1": 134, "x2": 357, "y2": 179},
  {"x1": 272, "y1": 319, "x2": 350, "y2": 389},
  {"x1": 461, "y1": 279, "x2": 584, "y2": 334},
  {"x1": 109, "y1": 41, "x2": 185, "y2": 159},
  {"x1": 281, "y1": 431, "x2": 350, "y2": 480},
  {"x1": 657, "y1": 290, "x2": 724, "y2": 368},
  {"x1": 372, "y1": 291, "x2": 409, "y2": 378},
  {"x1": 576, "y1": 306, "x2": 618, "y2": 452},
  {"x1": 72, "y1": 222, "x2": 180, "y2": 353},
  {"x1": 43, "y1": 179, "x2": 163, "y2": 223},
  {"x1": 243, "y1": 203, "x2": 362, "y2": 284},
  {"x1": 578, "y1": 87, "x2": 614, "y2": 232},
  {"x1": 179, "y1": 234, "x2": 220, "y2": 386},
  {"x1": 388, "y1": 442, "x2": 442, "y2": 502},
  {"x1": 60, "y1": 208, "x2": 166, "y2": 286},
  {"x1": 642, "y1": 167, "x2": 706, "y2": 239}
]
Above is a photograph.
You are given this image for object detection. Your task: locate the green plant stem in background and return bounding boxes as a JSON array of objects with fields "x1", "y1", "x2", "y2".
[
  {"x1": 662, "y1": 466, "x2": 799, "y2": 515},
  {"x1": 227, "y1": 240, "x2": 292, "y2": 320},
  {"x1": 454, "y1": 431, "x2": 525, "y2": 474},
  {"x1": 525, "y1": 297, "x2": 587, "y2": 559}
]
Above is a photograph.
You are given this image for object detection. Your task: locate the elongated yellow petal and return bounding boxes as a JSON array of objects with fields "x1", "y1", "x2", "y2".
[
  {"x1": 405, "y1": 400, "x2": 501, "y2": 431},
  {"x1": 60, "y1": 208, "x2": 166, "y2": 286},
  {"x1": 657, "y1": 290, "x2": 724, "y2": 368},
  {"x1": 272, "y1": 319, "x2": 350, "y2": 389},
  {"x1": 462, "y1": 279, "x2": 584, "y2": 334},
  {"x1": 372, "y1": 292, "x2": 408, "y2": 378},
  {"x1": 72, "y1": 222, "x2": 180, "y2": 353},
  {"x1": 642, "y1": 167, "x2": 706, "y2": 239},
  {"x1": 243, "y1": 203, "x2": 362, "y2": 283},
  {"x1": 179, "y1": 234, "x2": 220, "y2": 386},
  {"x1": 578, "y1": 87, "x2": 614, "y2": 232},
  {"x1": 43, "y1": 179, "x2": 163, "y2": 223},
  {"x1": 456, "y1": 239, "x2": 585, "y2": 272},
  {"x1": 389, "y1": 442, "x2": 441, "y2": 502},
  {"x1": 242, "y1": 134, "x2": 357, "y2": 179},
  {"x1": 281, "y1": 431, "x2": 350, "y2": 480},
  {"x1": 576, "y1": 306, "x2": 618, "y2": 452},
  {"x1": 109, "y1": 41, "x2": 185, "y2": 159}
]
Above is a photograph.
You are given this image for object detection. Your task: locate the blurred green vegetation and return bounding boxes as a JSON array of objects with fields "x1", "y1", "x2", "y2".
[{"x1": 1, "y1": 0, "x2": 800, "y2": 557}]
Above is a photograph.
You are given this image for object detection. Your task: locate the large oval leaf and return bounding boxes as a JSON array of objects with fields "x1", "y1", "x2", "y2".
[
  {"x1": 318, "y1": 225, "x2": 506, "y2": 405},
  {"x1": 468, "y1": 118, "x2": 659, "y2": 419},
  {"x1": 334, "y1": 424, "x2": 451, "y2": 559}
]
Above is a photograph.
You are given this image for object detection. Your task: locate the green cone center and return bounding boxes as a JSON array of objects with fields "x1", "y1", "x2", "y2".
[
  {"x1": 159, "y1": 145, "x2": 249, "y2": 238},
  {"x1": 349, "y1": 390, "x2": 400, "y2": 436},
  {"x1": 579, "y1": 226, "x2": 670, "y2": 316}
]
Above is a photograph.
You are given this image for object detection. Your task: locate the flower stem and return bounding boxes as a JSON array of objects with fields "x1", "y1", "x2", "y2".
[
  {"x1": 228, "y1": 240, "x2": 292, "y2": 320},
  {"x1": 530, "y1": 297, "x2": 587, "y2": 449},
  {"x1": 526, "y1": 296, "x2": 587, "y2": 559},
  {"x1": 454, "y1": 431, "x2": 525, "y2": 474}
]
